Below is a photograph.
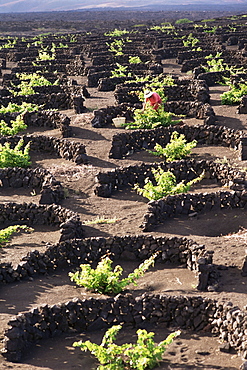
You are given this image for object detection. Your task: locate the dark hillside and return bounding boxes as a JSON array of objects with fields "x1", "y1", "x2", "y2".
[{"x1": 0, "y1": 8, "x2": 246, "y2": 35}]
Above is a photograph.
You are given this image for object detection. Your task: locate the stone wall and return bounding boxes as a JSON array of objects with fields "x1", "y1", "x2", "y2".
[
  {"x1": 91, "y1": 103, "x2": 137, "y2": 128},
  {"x1": 2, "y1": 293, "x2": 247, "y2": 363},
  {"x1": 109, "y1": 124, "x2": 241, "y2": 159},
  {"x1": 0, "y1": 202, "x2": 84, "y2": 248},
  {"x1": 2, "y1": 71, "x2": 68, "y2": 87},
  {"x1": 0, "y1": 83, "x2": 87, "y2": 112},
  {"x1": 141, "y1": 189, "x2": 247, "y2": 231},
  {"x1": 11, "y1": 55, "x2": 84, "y2": 76},
  {"x1": 1, "y1": 294, "x2": 215, "y2": 362},
  {"x1": 177, "y1": 50, "x2": 215, "y2": 64},
  {"x1": 163, "y1": 101, "x2": 215, "y2": 121},
  {"x1": 114, "y1": 79, "x2": 210, "y2": 105},
  {"x1": 181, "y1": 57, "x2": 211, "y2": 73},
  {"x1": 91, "y1": 101, "x2": 214, "y2": 129},
  {"x1": 211, "y1": 301, "x2": 247, "y2": 360},
  {"x1": 0, "y1": 234, "x2": 215, "y2": 286},
  {"x1": 0, "y1": 110, "x2": 71, "y2": 138},
  {"x1": 0, "y1": 90, "x2": 72, "y2": 110},
  {"x1": 195, "y1": 70, "x2": 230, "y2": 86},
  {"x1": 94, "y1": 159, "x2": 246, "y2": 198},
  {"x1": 0, "y1": 167, "x2": 64, "y2": 205},
  {"x1": 0, "y1": 134, "x2": 88, "y2": 165}
]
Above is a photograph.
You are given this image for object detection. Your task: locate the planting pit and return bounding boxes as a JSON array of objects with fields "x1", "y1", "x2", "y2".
[
  {"x1": 20, "y1": 327, "x2": 243, "y2": 369},
  {"x1": 0, "y1": 224, "x2": 61, "y2": 265},
  {"x1": 154, "y1": 208, "x2": 247, "y2": 238}
]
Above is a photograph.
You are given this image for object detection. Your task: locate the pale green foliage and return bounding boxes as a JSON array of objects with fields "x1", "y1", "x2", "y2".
[
  {"x1": 134, "y1": 167, "x2": 204, "y2": 200},
  {"x1": 148, "y1": 131, "x2": 197, "y2": 161},
  {"x1": 83, "y1": 217, "x2": 119, "y2": 225},
  {"x1": 182, "y1": 33, "x2": 200, "y2": 48},
  {"x1": 150, "y1": 23, "x2": 175, "y2": 34},
  {"x1": 73, "y1": 324, "x2": 181, "y2": 370},
  {"x1": 0, "y1": 139, "x2": 31, "y2": 168},
  {"x1": 111, "y1": 63, "x2": 131, "y2": 78},
  {"x1": 175, "y1": 18, "x2": 193, "y2": 24},
  {"x1": 221, "y1": 83, "x2": 247, "y2": 104},
  {"x1": 204, "y1": 53, "x2": 226, "y2": 72},
  {"x1": 10, "y1": 81, "x2": 35, "y2": 96},
  {"x1": 69, "y1": 35, "x2": 77, "y2": 43},
  {"x1": 107, "y1": 39, "x2": 124, "y2": 56},
  {"x1": 69, "y1": 254, "x2": 157, "y2": 294},
  {"x1": 194, "y1": 24, "x2": 203, "y2": 29},
  {"x1": 201, "y1": 18, "x2": 216, "y2": 22},
  {"x1": 0, "y1": 115, "x2": 27, "y2": 136},
  {"x1": 204, "y1": 25, "x2": 218, "y2": 34},
  {"x1": 124, "y1": 104, "x2": 180, "y2": 130},
  {"x1": 0, "y1": 102, "x2": 40, "y2": 114},
  {"x1": 0, "y1": 225, "x2": 34, "y2": 247},
  {"x1": 36, "y1": 44, "x2": 56, "y2": 61},
  {"x1": 204, "y1": 53, "x2": 245, "y2": 78},
  {"x1": 16, "y1": 72, "x2": 54, "y2": 85},
  {"x1": 10, "y1": 73, "x2": 55, "y2": 96},
  {"x1": 104, "y1": 29, "x2": 129, "y2": 37},
  {"x1": 128, "y1": 74, "x2": 175, "y2": 88},
  {"x1": 129, "y1": 56, "x2": 142, "y2": 64},
  {"x1": 57, "y1": 42, "x2": 68, "y2": 48},
  {"x1": 107, "y1": 36, "x2": 132, "y2": 56},
  {"x1": 0, "y1": 37, "x2": 17, "y2": 49}
]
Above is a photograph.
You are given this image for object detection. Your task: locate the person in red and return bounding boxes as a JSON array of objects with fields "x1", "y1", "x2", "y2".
[{"x1": 143, "y1": 90, "x2": 162, "y2": 111}]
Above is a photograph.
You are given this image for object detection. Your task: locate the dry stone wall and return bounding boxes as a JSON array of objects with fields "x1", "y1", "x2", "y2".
[
  {"x1": 109, "y1": 124, "x2": 241, "y2": 159},
  {"x1": 0, "y1": 235, "x2": 214, "y2": 286},
  {"x1": 114, "y1": 78, "x2": 210, "y2": 105},
  {"x1": 94, "y1": 159, "x2": 246, "y2": 198},
  {"x1": 2, "y1": 294, "x2": 216, "y2": 362},
  {"x1": 0, "y1": 167, "x2": 64, "y2": 205},
  {"x1": 141, "y1": 190, "x2": 247, "y2": 231},
  {"x1": 2, "y1": 293, "x2": 247, "y2": 363},
  {"x1": 0, "y1": 134, "x2": 88, "y2": 165},
  {"x1": 0, "y1": 110, "x2": 71, "y2": 137},
  {"x1": 0, "y1": 202, "x2": 84, "y2": 248}
]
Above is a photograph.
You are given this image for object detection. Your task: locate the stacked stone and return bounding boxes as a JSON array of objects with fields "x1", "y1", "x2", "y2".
[
  {"x1": 0, "y1": 110, "x2": 71, "y2": 138},
  {"x1": 0, "y1": 42, "x2": 82, "y2": 63},
  {"x1": 114, "y1": 78, "x2": 210, "y2": 105},
  {"x1": 91, "y1": 100, "x2": 215, "y2": 128},
  {"x1": 163, "y1": 101, "x2": 214, "y2": 121},
  {"x1": 88, "y1": 64, "x2": 161, "y2": 90},
  {"x1": 2, "y1": 294, "x2": 217, "y2": 362},
  {"x1": 0, "y1": 90, "x2": 72, "y2": 110},
  {"x1": 0, "y1": 134, "x2": 88, "y2": 164},
  {"x1": 4, "y1": 294, "x2": 246, "y2": 364},
  {"x1": 177, "y1": 50, "x2": 216, "y2": 64},
  {"x1": 141, "y1": 190, "x2": 247, "y2": 232},
  {"x1": 0, "y1": 235, "x2": 214, "y2": 288},
  {"x1": 11, "y1": 55, "x2": 84, "y2": 76},
  {"x1": 195, "y1": 70, "x2": 231, "y2": 86},
  {"x1": 91, "y1": 103, "x2": 137, "y2": 128},
  {"x1": 109, "y1": 124, "x2": 242, "y2": 159},
  {"x1": 2, "y1": 71, "x2": 65, "y2": 84},
  {"x1": 0, "y1": 167, "x2": 64, "y2": 205},
  {"x1": 190, "y1": 47, "x2": 247, "y2": 75},
  {"x1": 211, "y1": 301, "x2": 247, "y2": 359},
  {"x1": 0, "y1": 202, "x2": 83, "y2": 247},
  {"x1": 94, "y1": 159, "x2": 246, "y2": 198}
]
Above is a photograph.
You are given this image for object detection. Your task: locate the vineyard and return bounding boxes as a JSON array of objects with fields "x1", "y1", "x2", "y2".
[{"x1": 0, "y1": 11, "x2": 247, "y2": 370}]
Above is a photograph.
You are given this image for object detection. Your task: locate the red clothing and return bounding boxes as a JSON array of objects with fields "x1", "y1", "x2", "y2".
[{"x1": 145, "y1": 92, "x2": 162, "y2": 110}]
